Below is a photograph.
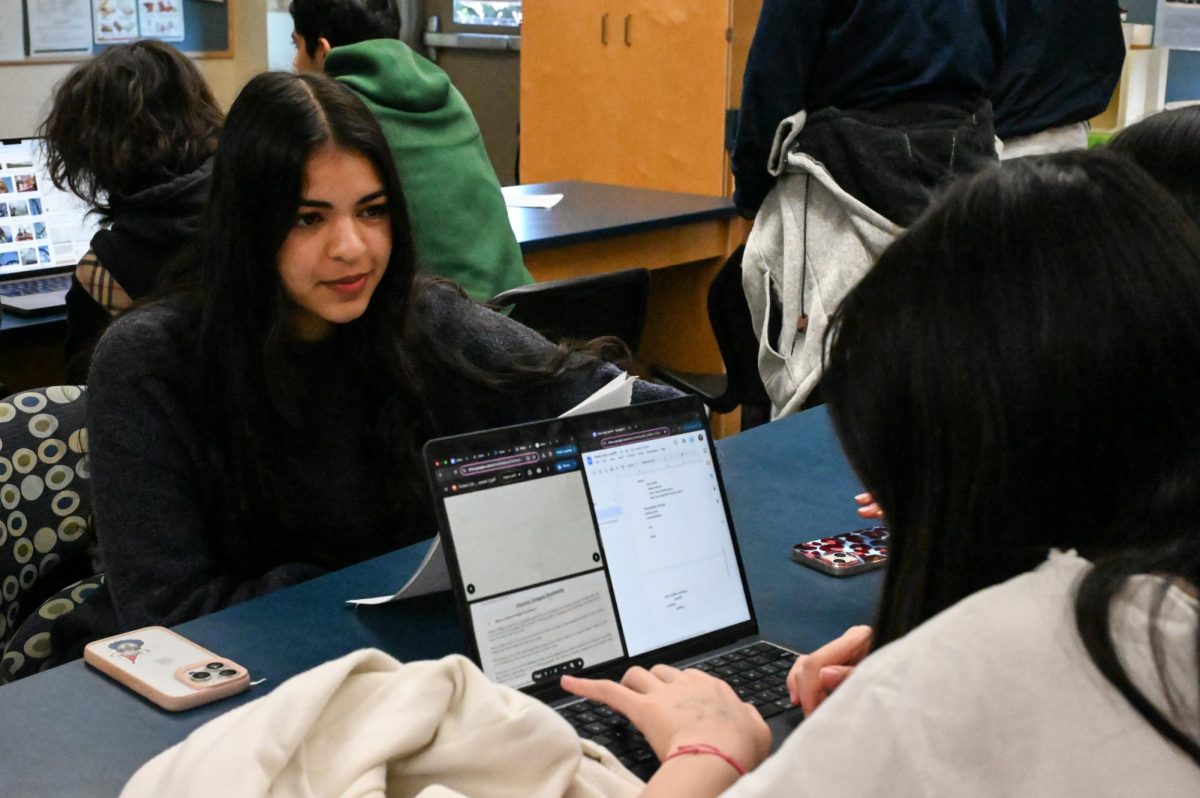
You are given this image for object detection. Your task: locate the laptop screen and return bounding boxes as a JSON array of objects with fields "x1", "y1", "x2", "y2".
[
  {"x1": 425, "y1": 397, "x2": 756, "y2": 692},
  {"x1": 0, "y1": 137, "x2": 100, "y2": 280}
]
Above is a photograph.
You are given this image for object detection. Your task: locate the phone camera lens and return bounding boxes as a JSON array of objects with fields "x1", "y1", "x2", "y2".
[
  {"x1": 206, "y1": 662, "x2": 225, "y2": 670},
  {"x1": 219, "y1": 669, "x2": 238, "y2": 677},
  {"x1": 189, "y1": 671, "x2": 212, "y2": 681}
]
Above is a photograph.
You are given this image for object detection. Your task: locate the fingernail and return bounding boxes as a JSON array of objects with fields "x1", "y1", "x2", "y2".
[{"x1": 855, "y1": 493, "x2": 869, "y2": 501}]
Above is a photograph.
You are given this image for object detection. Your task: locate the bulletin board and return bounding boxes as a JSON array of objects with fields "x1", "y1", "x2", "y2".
[{"x1": 0, "y1": 0, "x2": 232, "y2": 63}]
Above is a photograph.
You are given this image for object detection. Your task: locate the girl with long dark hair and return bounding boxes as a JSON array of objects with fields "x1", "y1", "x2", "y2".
[
  {"x1": 564, "y1": 151, "x2": 1200, "y2": 795},
  {"x1": 84, "y1": 71, "x2": 673, "y2": 632}
]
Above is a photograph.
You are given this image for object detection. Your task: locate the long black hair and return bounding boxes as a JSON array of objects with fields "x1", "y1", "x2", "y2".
[
  {"x1": 177, "y1": 71, "x2": 589, "y2": 532},
  {"x1": 1108, "y1": 106, "x2": 1200, "y2": 228},
  {"x1": 179, "y1": 71, "x2": 429, "y2": 528},
  {"x1": 823, "y1": 150, "x2": 1200, "y2": 762}
]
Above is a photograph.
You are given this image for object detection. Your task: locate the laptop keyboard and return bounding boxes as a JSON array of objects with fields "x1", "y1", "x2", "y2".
[
  {"x1": 0, "y1": 274, "x2": 70, "y2": 297},
  {"x1": 557, "y1": 641, "x2": 798, "y2": 775}
]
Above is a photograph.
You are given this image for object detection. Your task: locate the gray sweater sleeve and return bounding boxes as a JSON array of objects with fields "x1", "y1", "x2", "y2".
[{"x1": 86, "y1": 310, "x2": 325, "y2": 630}]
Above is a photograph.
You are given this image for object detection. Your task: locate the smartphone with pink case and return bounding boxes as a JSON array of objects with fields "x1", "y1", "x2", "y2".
[{"x1": 84, "y1": 626, "x2": 250, "y2": 711}]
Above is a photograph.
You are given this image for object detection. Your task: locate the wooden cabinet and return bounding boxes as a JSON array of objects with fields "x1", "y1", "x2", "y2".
[{"x1": 520, "y1": 0, "x2": 762, "y2": 197}]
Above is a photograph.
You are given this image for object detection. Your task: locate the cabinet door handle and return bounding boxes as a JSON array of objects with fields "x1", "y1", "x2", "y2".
[
  {"x1": 601, "y1": 13, "x2": 608, "y2": 45},
  {"x1": 624, "y1": 14, "x2": 632, "y2": 46}
]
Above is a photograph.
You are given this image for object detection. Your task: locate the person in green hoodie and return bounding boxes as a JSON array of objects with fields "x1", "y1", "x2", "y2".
[{"x1": 288, "y1": 0, "x2": 531, "y2": 301}]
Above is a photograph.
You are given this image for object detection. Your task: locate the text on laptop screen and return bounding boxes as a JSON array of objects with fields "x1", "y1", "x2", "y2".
[
  {"x1": 429, "y1": 404, "x2": 753, "y2": 689},
  {"x1": 0, "y1": 138, "x2": 100, "y2": 280}
]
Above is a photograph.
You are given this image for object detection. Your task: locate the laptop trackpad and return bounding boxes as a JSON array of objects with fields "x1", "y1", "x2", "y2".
[{"x1": 1, "y1": 289, "x2": 67, "y2": 316}]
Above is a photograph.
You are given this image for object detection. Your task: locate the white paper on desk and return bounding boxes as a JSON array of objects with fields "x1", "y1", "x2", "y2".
[
  {"x1": 504, "y1": 193, "x2": 563, "y2": 209},
  {"x1": 347, "y1": 373, "x2": 636, "y2": 606},
  {"x1": 560, "y1": 371, "x2": 636, "y2": 417},
  {"x1": 347, "y1": 536, "x2": 449, "y2": 606}
]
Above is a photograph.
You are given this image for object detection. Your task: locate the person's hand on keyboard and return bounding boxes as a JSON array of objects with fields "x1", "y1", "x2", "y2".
[
  {"x1": 563, "y1": 664, "x2": 770, "y2": 788},
  {"x1": 787, "y1": 624, "x2": 873, "y2": 714}
]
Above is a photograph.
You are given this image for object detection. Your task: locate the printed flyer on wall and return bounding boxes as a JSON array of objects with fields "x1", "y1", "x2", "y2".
[
  {"x1": 93, "y1": 0, "x2": 138, "y2": 43},
  {"x1": 1157, "y1": 0, "x2": 1200, "y2": 50},
  {"x1": 138, "y1": 0, "x2": 185, "y2": 41},
  {"x1": 0, "y1": 1, "x2": 25, "y2": 60},
  {"x1": 29, "y1": 0, "x2": 94, "y2": 55}
]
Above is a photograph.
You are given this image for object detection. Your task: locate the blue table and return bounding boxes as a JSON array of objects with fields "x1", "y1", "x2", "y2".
[{"x1": 0, "y1": 407, "x2": 878, "y2": 797}]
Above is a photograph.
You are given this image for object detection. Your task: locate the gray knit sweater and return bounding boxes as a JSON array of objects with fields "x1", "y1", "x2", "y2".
[{"x1": 86, "y1": 284, "x2": 676, "y2": 629}]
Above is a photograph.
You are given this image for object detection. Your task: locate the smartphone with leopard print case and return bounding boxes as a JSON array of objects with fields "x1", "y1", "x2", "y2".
[{"x1": 791, "y1": 526, "x2": 889, "y2": 577}]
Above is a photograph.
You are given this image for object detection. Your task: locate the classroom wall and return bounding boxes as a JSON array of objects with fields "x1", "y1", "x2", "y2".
[
  {"x1": 0, "y1": 0, "x2": 268, "y2": 139},
  {"x1": 1125, "y1": 0, "x2": 1200, "y2": 103}
]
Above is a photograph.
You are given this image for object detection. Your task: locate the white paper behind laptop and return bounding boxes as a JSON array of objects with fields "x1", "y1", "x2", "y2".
[{"x1": 347, "y1": 372, "x2": 637, "y2": 606}]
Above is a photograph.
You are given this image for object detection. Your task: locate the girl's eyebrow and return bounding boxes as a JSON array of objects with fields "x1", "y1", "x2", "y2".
[{"x1": 298, "y1": 190, "x2": 387, "y2": 208}]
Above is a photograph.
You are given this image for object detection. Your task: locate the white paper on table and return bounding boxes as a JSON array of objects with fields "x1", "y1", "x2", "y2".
[
  {"x1": 559, "y1": 371, "x2": 636, "y2": 417},
  {"x1": 504, "y1": 193, "x2": 563, "y2": 209},
  {"x1": 347, "y1": 536, "x2": 449, "y2": 606},
  {"x1": 347, "y1": 372, "x2": 637, "y2": 606}
]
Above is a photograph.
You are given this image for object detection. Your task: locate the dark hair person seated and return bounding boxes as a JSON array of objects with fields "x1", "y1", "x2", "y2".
[
  {"x1": 39, "y1": 40, "x2": 222, "y2": 381},
  {"x1": 78, "y1": 72, "x2": 675, "y2": 640},
  {"x1": 1107, "y1": 105, "x2": 1200, "y2": 228},
  {"x1": 561, "y1": 151, "x2": 1200, "y2": 795}
]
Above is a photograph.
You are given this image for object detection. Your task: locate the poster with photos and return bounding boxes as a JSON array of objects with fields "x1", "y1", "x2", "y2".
[
  {"x1": 1157, "y1": 0, "x2": 1200, "y2": 50},
  {"x1": 138, "y1": 0, "x2": 185, "y2": 41},
  {"x1": 93, "y1": 0, "x2": 139, "y2": 43}
]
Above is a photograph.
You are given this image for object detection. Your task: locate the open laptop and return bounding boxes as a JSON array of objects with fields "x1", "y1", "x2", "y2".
[
  {"x1": 424, "y1": 395, "x2": 804, "y2": 778},
  {"x1": 0, "y1": 137, "x2": 100, "y2": 317}
]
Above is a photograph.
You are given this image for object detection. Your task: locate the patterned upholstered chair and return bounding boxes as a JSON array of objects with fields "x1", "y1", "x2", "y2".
[
  {"x1": 0, "y1": 386, "x2": 97, "y2": 680},
  {"x1": 2, "y1": 573, "x2": 106, "y2": 680}
]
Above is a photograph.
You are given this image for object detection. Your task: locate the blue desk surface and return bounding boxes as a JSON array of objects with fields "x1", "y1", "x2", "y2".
[
  {"x1": 0, "y1": 407, "x2": 876, "y2": 797},
  {"x1": 0, "y1": 310, "x2": 66, "y2": 334}
]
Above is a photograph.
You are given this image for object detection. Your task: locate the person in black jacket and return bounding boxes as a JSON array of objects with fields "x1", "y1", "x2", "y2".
[
  {"x1": 38, "y1": 40, "x2": 223, "y2": 382},
  {"x1": 731, "y1": 0, "x2": 1005, "y2": 221},
  {"x1": 993, "y1": 0, "x2": 1125, "y2": 159}
]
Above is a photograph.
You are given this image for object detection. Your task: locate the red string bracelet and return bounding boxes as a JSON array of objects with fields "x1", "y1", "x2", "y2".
[{"x1": 662, "y1": 743, "x2": 748, "y2": 776}]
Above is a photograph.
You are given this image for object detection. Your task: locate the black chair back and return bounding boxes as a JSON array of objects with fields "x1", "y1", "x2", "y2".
[
  {"x1": 651, "y1": 245, "x2": 771, "y2": 427},
  {"x1": 491, "y1": 268, "x2": 650, "y2": 352}
]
